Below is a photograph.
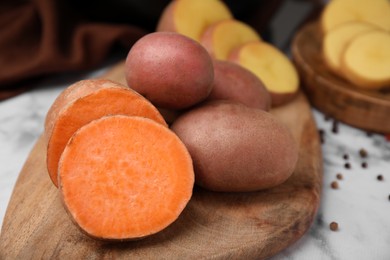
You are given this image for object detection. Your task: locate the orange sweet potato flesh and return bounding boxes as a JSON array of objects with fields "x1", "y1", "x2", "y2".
[
  {"x1": 59, "y1": 115, "x2": 194, "y2": 240},
  {"x1": 45, "y1": 79, "x2": 167, "y2": 187}
]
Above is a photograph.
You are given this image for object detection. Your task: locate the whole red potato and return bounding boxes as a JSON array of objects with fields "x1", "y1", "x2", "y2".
[
  {"x1": 207, "y1": 60, "x2": 271, "y2": 110},
  {"x1": 125, "y1": 32, "x2": 214, "y2": 110}
]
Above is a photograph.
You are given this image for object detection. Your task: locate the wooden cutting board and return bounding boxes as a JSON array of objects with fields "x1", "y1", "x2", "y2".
[
  {"x1": 292, "y1": 21, "x2": 390, "y2": 134},
  {"x1": 0, "y1": 63, "x2": 322, "y2": 260}
]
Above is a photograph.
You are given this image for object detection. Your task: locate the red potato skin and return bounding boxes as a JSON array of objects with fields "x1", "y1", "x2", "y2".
[
  {"x1": 270, "y1": 91, "x2": 299, "y2": 107},
  {"x1": 206, "y1": 60, "x2": 271, "y2": 110},
  {"x1": 228, "y1": 47, "x2": 298, "y2": 108},
  {"x1": 125, "y1": 32, "x2": 214, "y2": 110},
  {"x1": 170, "y1": 101, "x2": 299, "y2": 192}
]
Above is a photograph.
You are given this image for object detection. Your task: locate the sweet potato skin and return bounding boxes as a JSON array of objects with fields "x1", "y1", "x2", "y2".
[
  {"x1": 170, "y1": 101, "x2": 298, "y2": 192},
  {"x1": 125, "y1": 32, "x2": 214, "y2": 110}
]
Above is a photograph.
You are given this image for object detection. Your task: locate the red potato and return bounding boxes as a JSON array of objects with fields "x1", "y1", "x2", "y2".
[
  {"x1": 44, "y1": 79, "x2": 167, "y2": 187},
  {"x1": 59, "y1": 115, "x2": 194, "y2": 240},
  {"x1": 206, "y1": 60, "x2": 271, "y2": 110},
  {"x1": 228, "y1": 41, "x2": 300, "y2": 107},
  {"x1": 170, "y1": 101, "x2": 298, "y2": 192},
  {"x1": 125, "y1": 32, "x2": 214, "y2": 110}
]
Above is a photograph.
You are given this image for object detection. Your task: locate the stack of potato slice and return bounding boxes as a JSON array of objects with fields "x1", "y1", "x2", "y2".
[{"x1": 321, "y1": 0, "x2": 390, "y2": 90}]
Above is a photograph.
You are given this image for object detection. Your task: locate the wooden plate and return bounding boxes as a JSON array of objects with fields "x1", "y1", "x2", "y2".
[
  {"x1": 0, "y1": 63, "x2": 322, "y2": 259},
  {"x1": 292, "y1": 21, "x2": 390, "y2": 134}
]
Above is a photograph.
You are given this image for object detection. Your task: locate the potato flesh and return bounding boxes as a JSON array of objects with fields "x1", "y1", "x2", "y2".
[
  {"x1": 212, "y1": 20, "x2": 261, "y2": 60},
  {"x1": 321, "y1": 0, "x2": 390, "y2": 33},
  {"x1": 174, "y1": 0, "x2": 232, "y2": 41},
  {"x1": 238, "y1": 42, "x2": 299, "y2": 93},
  {"x1": 323, "y1": 21, "x2": 376, "y2": 72},
  {"x1": 342, "y1": 31, "x2": 390, "y2": 87}
]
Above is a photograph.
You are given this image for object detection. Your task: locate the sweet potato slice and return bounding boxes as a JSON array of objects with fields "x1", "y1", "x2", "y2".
[
  {"x1": 45, "y1": 79, "x2": 167, "y2": 187},
  {"x1": 59, "y1": 115, "x2": 194, "y2": 240}
]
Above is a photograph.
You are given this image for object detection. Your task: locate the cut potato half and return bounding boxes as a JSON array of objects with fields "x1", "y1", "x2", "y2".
[
  {"x1": 323, "y1": 21, "x2": 378, "y2": 73},
  {"x1": 228, "y1": 41, "x2": 299, "y2": 107},
  {"x1": 200, "y1": 19, "x2": 261, "y2": 60},
  {"x1": 341, "y1": 30, "x2": 390, "y2": 89},
  {"x1": 157, "y1": 0, "x2": 233, "y2": 41},
  {"x1": 321, "y1": 0, "x2": 390, "y2": 33}
]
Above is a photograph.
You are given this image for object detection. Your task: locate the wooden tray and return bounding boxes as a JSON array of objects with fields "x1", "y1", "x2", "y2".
[
  {"x1": 292, "y1": 21, "x2": 390, "y2": 134},
  {"x1": 0, "y1": 63, "x2": 322, "y2": 259}
]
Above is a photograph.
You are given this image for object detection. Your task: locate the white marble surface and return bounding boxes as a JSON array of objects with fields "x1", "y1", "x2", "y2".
[{"x1": 1, "y1": 63, "x2": 390, "y2": 259}]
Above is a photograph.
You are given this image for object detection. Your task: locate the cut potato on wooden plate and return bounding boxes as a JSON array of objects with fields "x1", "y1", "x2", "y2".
[
  {"x1": 321, "y1": 0, "x2": 390, "y2": 33},
  {"x1": 322, "y1": 21, "x2": 378, "y2": 74},
  {"x1": 341, "y1": 30, "x2": 390, "y2": 89}
]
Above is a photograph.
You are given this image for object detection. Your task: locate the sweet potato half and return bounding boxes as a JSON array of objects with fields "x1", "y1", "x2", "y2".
[
  {"x1": 59, "y1": 115, "x2": 194, "y2": 240},
  {"x1": 45, "y1": 79, "x2": 167, "y2": 187}
]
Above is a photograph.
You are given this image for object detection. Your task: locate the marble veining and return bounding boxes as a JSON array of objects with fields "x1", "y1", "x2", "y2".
[
  {"x1": 271, "y1": 110, "x2": 390, "y2": 260},
  {"x1": 1, "y1": 64, "x2": 390, "y2": 259}
]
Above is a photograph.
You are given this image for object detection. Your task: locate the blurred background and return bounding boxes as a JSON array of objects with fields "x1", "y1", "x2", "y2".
[{"x1": 0, "y1": 0, "x2": 324, "y2": 99}]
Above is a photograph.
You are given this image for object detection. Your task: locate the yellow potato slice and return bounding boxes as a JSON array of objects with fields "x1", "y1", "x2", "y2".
[
  {"x1": 228, "y1": 41, "x2": 299, "y2": 106},
  {"x1": 341, "y1": 30, "x2": 390, "y2": 89},
  {"x1": 200, "y1": 19, "x2": 261, "y2": 60},
  {"x1": 321, "y1": 0, "x2": 390, "y2": 33},
  {"x1": 157, "y1": 0, "x2": 233, "y2": 41},
  {"x1": 323, "y1": 21, "x2": 377, "y2": 73}
]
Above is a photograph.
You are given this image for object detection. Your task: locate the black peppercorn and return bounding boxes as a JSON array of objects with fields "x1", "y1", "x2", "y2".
[
  {"x1": 359, "y1": 148, "x2": 368, "y2": 158},
  {"x1": 330, "y1": 222, "x2": 338, "y2": 231}
]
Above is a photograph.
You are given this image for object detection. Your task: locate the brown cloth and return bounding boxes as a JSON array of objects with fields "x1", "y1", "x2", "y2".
[{"x1": 0, "y1": 0, "x2": 170, "y2": 99}]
